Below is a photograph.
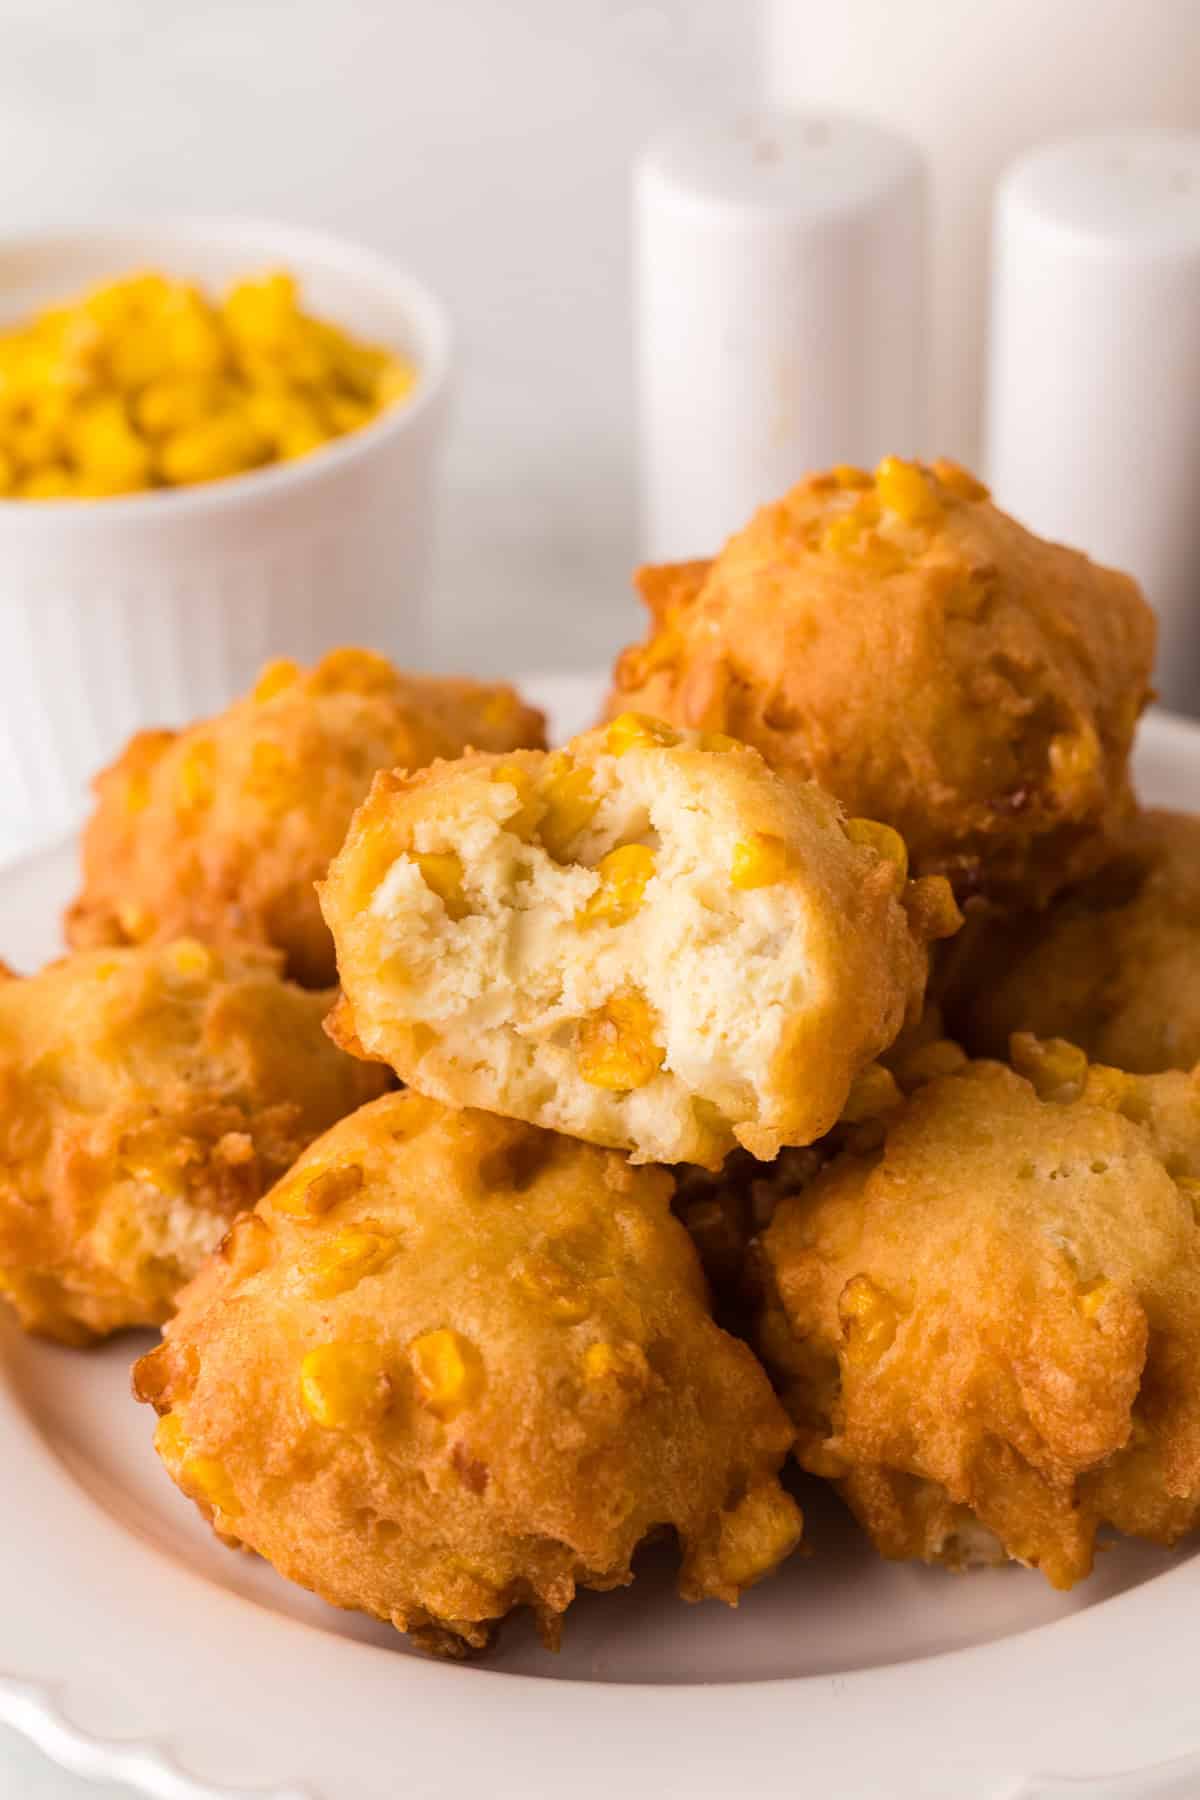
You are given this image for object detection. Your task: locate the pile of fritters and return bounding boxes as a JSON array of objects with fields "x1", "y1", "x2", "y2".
[{"x1": 6, "y1": 456, "x2": 1198, "y2": 1659}]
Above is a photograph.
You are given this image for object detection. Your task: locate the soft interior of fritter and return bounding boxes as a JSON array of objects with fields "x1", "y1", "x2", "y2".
[{"x1": 362, "y1": 751, "x2": 815, "y2": 1157}]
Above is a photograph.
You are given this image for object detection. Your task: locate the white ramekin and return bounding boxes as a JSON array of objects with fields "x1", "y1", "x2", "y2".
[{"x1": 0, "y1": 218, "x2": 452, "y2": 848}]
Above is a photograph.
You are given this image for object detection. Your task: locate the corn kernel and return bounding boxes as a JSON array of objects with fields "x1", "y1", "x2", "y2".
[
  {"x1": 1077, "y1": 1278, "x2": 1116, "y2": 1322},
  {"x1": 578, "y1": 843, "x2": 657, "y2": 925},
  {"x1": 841, "y1": 1063, "x2": 902, "y2": 1125},
  {"x1": 300, "y1": 1342, "x2": 390, "y2": 1429},
  {"x1": 275, "y1": 1162, "x2": 364, "y2": 1220},
  {"x1": 832, "y1": 464, "x2": 872, "y2": 489},
  {"x1": 1011, "y1": 1033, "x2": 1088, "y2": 1103},
  {"x1": 156, "y1": 1416, "x2": 242, "y2": 1519},
  {"x1": 577, "y1": 990, "x2": 666, "y2": 1091},
  {"x1": 712, "y1": 1482, "x2": 804, "y2": 1588},
  {"x1": 17, "y1": 465, "x2": 74, "y2": 499},
  {"x1": 605, "y1": 712, "x2": 679, "y2": 755},
  {"x1": 839, "y1": 1274, "x2": 898, "y2": 1367},
  {"x1": 730, "y1": 831, "x2": 790, "y2": 890},
  {"x1": 306, "y1": 1226, "x2": 397, "y2": 1298},
  {"x1": 1049, "y1": 729, "x2": 1099, "y2": 795},
  {"x1": 583, "y1": 1339, "x2": 651, "y2": 1388},
  {"x1": 413, "y1": 850, "x2": 469, "y2": 921},
  {"x1": 491, "y1": 761, "x2": 542, "y2": 838},
  {"x1": 116, "y1": 902, "x2": 157, "y2": 942},
  {"x1": 875, "y1": 455, "x2": 941, "y2": 525},
  {"x1": 168, "y1": 938, "x2": 215, "y2": 980},
  {"x1": 699, "y1": 731, "x2": 741, "y2": 752},
  {"x1": 409, "y1": 1328, "x2": 483, "y2": 1420},
  {"x1": 252, "y1": 657, "x2": 301, "y2": 703},
  {"x1": 159, "y1": 413, "x2": 268, "y2": 487},
  {"x1": 845, "y1": 817, "x2": 909, "y2": 880},
  {"x1": 821, "y1": 510, "x2": 864, "y2": 554},
  {"x1": 538, "y1": 756, "x2": 598, "y2": 860},
  {"x1": 310, "y1": 647, "x2": 398, "y2": 695},
  {"x1": 932, "y1": 458, "x2": 989, "y2": 502},
  {"x1": 0, "y1": 447, "x2": 14, "y2": 494}
]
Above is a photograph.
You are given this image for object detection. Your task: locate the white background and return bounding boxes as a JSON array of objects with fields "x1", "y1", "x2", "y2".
[{"x1": 0, "y1": 0, "x2": 755, "y2": 681}]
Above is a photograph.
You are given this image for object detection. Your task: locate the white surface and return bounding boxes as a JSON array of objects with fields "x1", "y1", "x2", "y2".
[
  {"x1": 986, "y1": 129, "x2": 1200, "y2": 715},
  {"x1": 3, "y1": 681, "x2": 1200, "y2": 1799},
  {"x1": 0, "y1": 0, "x2": 757, "y2": 679},
  {"x1": 0, "y1": 219, "x2": 451, "y2": 851},
  {"x1": 765, "y1": 0, "x2": 1200, "y2": 467},
  {"x1": 634, "y1": 110, "x2": 926, "y2": 560}
]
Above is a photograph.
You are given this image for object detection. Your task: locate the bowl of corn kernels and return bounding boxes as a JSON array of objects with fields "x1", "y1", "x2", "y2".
[{"x1": 0, "y1": 218, "x2": 452, "y2": 848}]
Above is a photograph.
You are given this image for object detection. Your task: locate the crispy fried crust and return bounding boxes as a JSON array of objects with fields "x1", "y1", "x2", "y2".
[
  {"x1": 65, "y1": 647, "x2": 546, "y2": 988},
  {"x1": 609, "y1": 460, "x2": 1155, "y2": 908},
  {"x1": 318, "y1": 718, "x2": 959, "y2": 1167},
  {"x1": 947, "y1": 810, "x2": 1200, "y2": 1073},
  {"x1": 755, "y1": 1049, "x2": 1200, "y2": 1588},
  {"x1": 134, "y1": 1093, "x2": 802, "y2": 1656},
  {"x1": 0, "y1": 942, "x2": 389, "y2": 1344}
]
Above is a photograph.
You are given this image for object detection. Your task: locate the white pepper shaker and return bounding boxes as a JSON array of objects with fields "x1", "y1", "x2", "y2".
[
  {"x1": 987, "y1": 129, "x2": 1200, "y2": 715},
  {"x1": 633, "y1": 110, "x2": 928, "y2": 561}
]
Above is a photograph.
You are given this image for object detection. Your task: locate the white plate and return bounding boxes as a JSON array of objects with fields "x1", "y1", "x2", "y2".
[{"x1": 3, "y1": 681, "x2": 1200, "y2": 1800}]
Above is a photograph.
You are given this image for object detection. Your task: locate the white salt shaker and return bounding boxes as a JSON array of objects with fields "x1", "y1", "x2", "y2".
[
  {"x1": 987, "y1": 129, "x2": 1200, "y2": 715},
  {"x1": 633, "y1": 110, "x2": 927, "y2": 561}
]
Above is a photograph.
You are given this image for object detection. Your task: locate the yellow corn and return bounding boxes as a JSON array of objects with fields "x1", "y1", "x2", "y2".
[
  {"x1": 306, "y1": 1227, "x2": 397, "y2": 1298},
  {"x1": 875, "y1": 455, "x2": 941, "y2": 525},
  {"x1": 1049, "y1": 729, "x2": 1099, "y2": 795},
  {"x1": 409, "y1": 1328, "x2": 483, "y2": 1420},
  {"x1": 310, "y1": 647, "x2": 398, "y2": 695},
  {"x1": 491, "y1": 761, "x2": 542, "y2": 839},
  {"x1": 832, "y1": 464, "x2": 872, "y2": 489},
  {"x1": 156, "y1": 1416, "x2": 242, "y2": 1519},
  {"x1": 699, "y1": 731, "x2": 742, "y2": 752},
  {"x1": 605, "y1": 712, "x2": 679, "y2": 755},
  {"x1": 821, "y1": 509, "x2": 864, "y2": 554},
  {"x1": 124, "y1": 769, "x2": 152, "y2": 814},
  {"x1": 891, "y1": 1038, "x2": 969, "y2": 1091},
  {"x1": 300, "y1": 1342, "x2": 390, "y2": 1429},
  {"x1": 839, "y1": 1275, "x2": 898, "y2": 1367},
  {"x1": 712, "y1": 1482, "x2": 804, "y2": 1588},
  {"x1": 730, "y1": 831, "x2": 790, "y2": 890},
  {"x1": 583, "y1": 1339, "x2": 651, "y2": 1389},
  {"x1": 537, "y1": 755, "x2": 598, "y2": 861},
  {"x1": 17, "y1": 465, "x2": 74, "y2": 499},
  {"x1": 1077, "y1": 1278, "x2": 1116, "y2": 1322},
  {"x1": 275, "y1": 1163, "x2": 364, "y2": 1221},
  {"x1": 1012, "y1": 1033, "x2": 1088, "y2": 1103},
  {"x1": 251, "y1": 657, "x2": 302, "y2": 703},
  {"x1": 167, "y1": 939, "x2": 215, "y2": 980},
  {"x1": 577, "y1": 990, "x2": 666, "y2": 1090},
  {"x1": 578, "y1": 843, "x2": 657, "y2": 925},
  {"x1": 413, "y1": 850, "x2": 469, "y2": 921},
  {"x1": 845, "y1": 816, "x2": 909, "y2": 880},
  {"x1": 159, "y1": 412, "x2": 269, "y2": 487},
  {"x1": 116, "y1": 902, "x2": 157, "y2": 942}
]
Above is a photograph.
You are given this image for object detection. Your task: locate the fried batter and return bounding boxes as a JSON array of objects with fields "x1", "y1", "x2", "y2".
[
  {"x1": 318, "y1": 715, "x2": 959, "y2": 1168},
  {"x1": 756, "y1": 1042, "x2": 1200, "y2": 1588},
  {"x1": 135, "y1": 1092, "x2": 802, "y2": 1656},
  {"x1": 947, "y1": 810, "x2": 1200, "y2": 1073},
  {"x1": 66, "y1": 647, "x2": 546, "y2": 987},
  {"x1": 609, "y1": 458, "x2": 1155, "y2": 907},
  {"x1": 0, "y1": 941, "x2": 388, "y2": 1344}
]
